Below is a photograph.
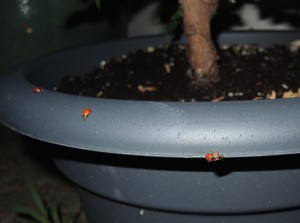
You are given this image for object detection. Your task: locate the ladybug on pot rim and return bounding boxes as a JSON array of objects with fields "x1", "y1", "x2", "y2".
[
  {"x1": 205, "y1": 152, "x2": 223, "y2": 163},
  {"x1": 82, "y1": 107, "x2": 91, "y2": 120},
  {"x1": 33, "y1": 87, "x2": 41, "y2": 93}
]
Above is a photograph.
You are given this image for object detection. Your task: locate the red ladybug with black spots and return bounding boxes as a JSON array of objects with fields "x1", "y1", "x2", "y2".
[{"x1": 205, "y1": 152, "x2": 223, "y2": 163}]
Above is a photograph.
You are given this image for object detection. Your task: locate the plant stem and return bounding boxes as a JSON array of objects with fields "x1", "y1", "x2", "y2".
[{"x1": 180, "y1": 0, "x2": 219, "y2": 87}]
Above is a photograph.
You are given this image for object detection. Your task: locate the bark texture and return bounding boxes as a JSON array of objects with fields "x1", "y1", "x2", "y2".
[{"x1": 180, "y1": 0, "x2": 219, "y2": 87}]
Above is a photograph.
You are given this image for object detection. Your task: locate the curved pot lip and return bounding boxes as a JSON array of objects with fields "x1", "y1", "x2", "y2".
[{"x1": 0, "y1": 31, "x2": 300, "y2": 158}]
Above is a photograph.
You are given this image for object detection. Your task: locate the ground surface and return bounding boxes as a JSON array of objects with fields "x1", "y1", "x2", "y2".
[{"x1": 0, "y1": 123, "x2": 87, "y2": 223}]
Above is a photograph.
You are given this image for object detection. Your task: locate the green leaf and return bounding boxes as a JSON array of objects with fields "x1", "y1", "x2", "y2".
[
  {"x1": 14, "y1": 206, "x2": 49, "y2": 223},
  {"x1": 167, "y1": 7, "x2": 184, "y2": 33},
  {"x1": 64, "y1": 214, "x2": 74, "y2": 223},
  {"x1": 95, "y1": 0, "x2": 101, "y2": 10},
  {"x1": 30, "y1": 187, "x2": 48, "y2": 219},
  {"x1": 164, "y1": 7, "x2": 184, "y2": 46},
  {"x1": 64, "y1": 208, "x2": 80, "y2": 223},
  {"x1": 50, "y1": 205, "x2": 61, "y2": 223}
]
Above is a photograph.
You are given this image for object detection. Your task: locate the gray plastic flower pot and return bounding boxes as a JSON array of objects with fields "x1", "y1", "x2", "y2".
[{"x1": 1, "y1": 31, "x2": 300, "y2": 223}]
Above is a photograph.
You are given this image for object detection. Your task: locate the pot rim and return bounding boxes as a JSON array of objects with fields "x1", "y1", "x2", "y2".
[{"x1": 1, "y1": 31, "x2": 300, "y2": 158}]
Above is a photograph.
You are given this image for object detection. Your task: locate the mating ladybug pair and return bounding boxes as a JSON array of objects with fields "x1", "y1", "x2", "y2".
[{"x1": 205, "y1": 152, "x2": 223, "y2": 163}]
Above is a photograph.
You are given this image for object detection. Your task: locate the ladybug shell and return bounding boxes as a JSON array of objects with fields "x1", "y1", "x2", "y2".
[
  {"x1": 33, "y1": 87, "x2": 41, "y2": 93},
  {"x1": 82, "y1": 107, "x2": 91, "y2": 120},
  {"x1": 205, "y1": 152, "x2": 223, "y2": 162}
]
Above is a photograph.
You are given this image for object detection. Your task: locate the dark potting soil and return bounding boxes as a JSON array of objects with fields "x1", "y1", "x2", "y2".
[{"x1": 56, "y1": 42, "x2": 300, "y2": 102}]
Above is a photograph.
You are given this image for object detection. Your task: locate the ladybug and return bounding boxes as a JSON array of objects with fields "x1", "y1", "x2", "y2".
[
  {"x1": 33, "y1": 87, "x2": 41, "y2": 93},
  {"x1": 205, "y1": 152, "x2": 223, "y2": 163},
  {"x1": 82, "y1": 107, "x2": 91, "y2": 120}
]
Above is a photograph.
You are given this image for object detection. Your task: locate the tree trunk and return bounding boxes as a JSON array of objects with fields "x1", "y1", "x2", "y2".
[{"x1": 180, "y1": 0, "x2": 219, "y2": 87}]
